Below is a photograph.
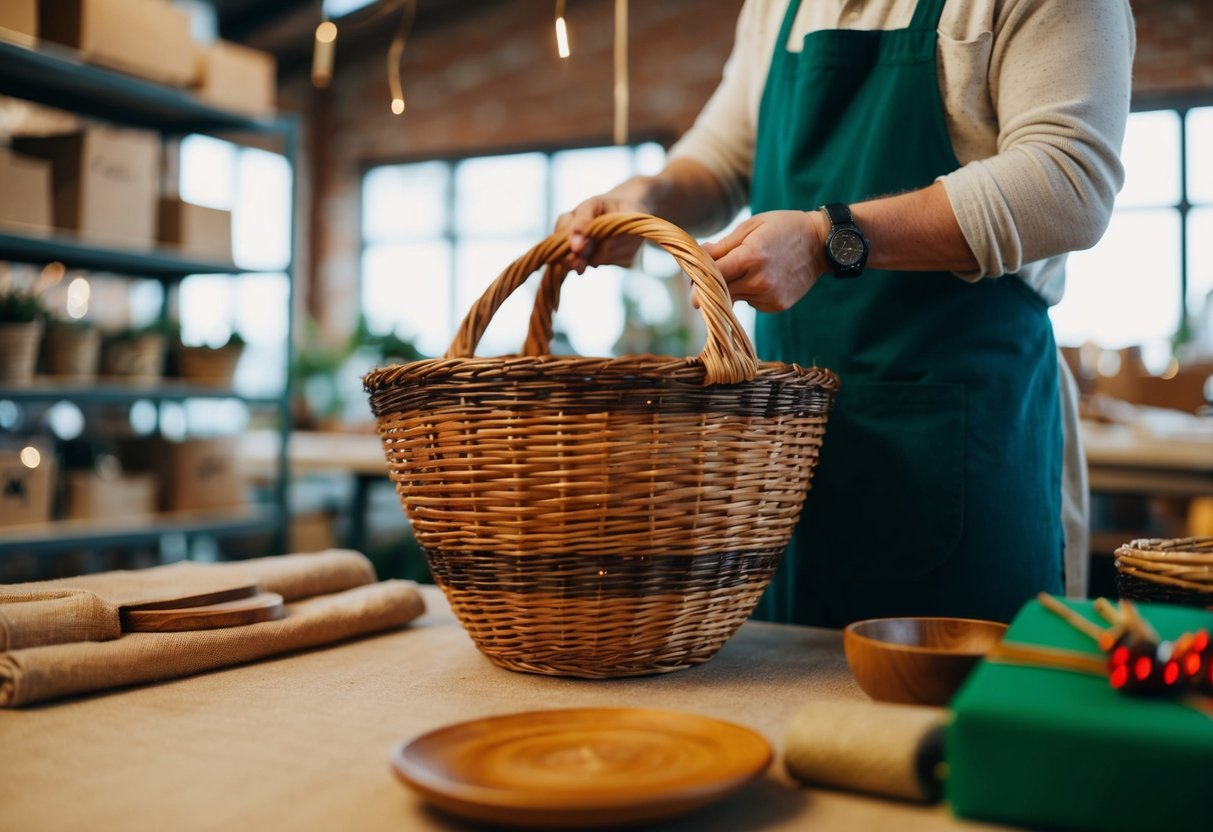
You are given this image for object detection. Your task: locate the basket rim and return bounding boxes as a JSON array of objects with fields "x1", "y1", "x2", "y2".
[
  {"x1": 1114, "y1": 535, "x2": 1213, "y2": 557},
  {"x1": 363, "y1": 354, "x2": 840, "y2": 393}
]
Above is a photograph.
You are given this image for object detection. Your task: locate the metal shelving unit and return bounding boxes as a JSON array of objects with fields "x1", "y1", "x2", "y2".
[
  {"x1": 0, "y1": 380, "x2": 282, "y2": 407},
  {"x1": 0, "y1": 39, "x2": 296, "y2": 561},
  {"x1": 0, "y1": 39, "x2": 280, "y2": 134},
  {"x1": 0, "y1": 230, "x2": 240, "y2": 279}
]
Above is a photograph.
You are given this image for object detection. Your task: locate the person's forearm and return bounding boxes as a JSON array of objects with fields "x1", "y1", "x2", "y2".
[
  {"x1": 620, "y1": 158, "x2": 734, "y2": 235},
  {"x1": 850, "y1": 182, "x2": 979, "y2": 274}
]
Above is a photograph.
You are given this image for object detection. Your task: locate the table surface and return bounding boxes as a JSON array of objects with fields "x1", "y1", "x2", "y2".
[{"x1": 0, "y1": 586, "x2": 1011, "y2": 832}]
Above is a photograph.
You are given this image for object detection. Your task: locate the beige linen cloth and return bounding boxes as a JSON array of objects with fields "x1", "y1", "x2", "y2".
[{"x1": 0, "y1": 550, "x2": 425, "y2": 707}]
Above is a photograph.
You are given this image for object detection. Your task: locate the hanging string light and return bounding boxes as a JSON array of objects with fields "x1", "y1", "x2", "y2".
[
  {"x1": 387, "y1": 0, "x2": 416, "y2": 115},
  {"x1": 311, "y1": 1, "x2": 413, "y2": 115},
  {"x1": 554, "y1": 0, "x2": 571, "y2": 59},
  {"x1": 614, "y1": 0, "x2": 628, "y2": 145},
  {"x1": 312, "y1": 20, "x2": 337, "y2": 88}
]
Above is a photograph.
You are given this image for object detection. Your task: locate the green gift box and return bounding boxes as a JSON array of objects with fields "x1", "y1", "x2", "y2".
[{"x1": 948, "y1": 599, "x2": 1213, "y2": 832}]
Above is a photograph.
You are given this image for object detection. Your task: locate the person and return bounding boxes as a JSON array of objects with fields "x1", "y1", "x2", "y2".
[{"x1": 557, "y1": 0, "x2": 1136, "y2": 627}]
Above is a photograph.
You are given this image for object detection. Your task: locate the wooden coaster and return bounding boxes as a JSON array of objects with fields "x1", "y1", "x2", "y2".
[
  {"x1": 121, "y1": 592, "x2": 285, "y2": 632},
  {"x1": 390, "y1": 707, "x2": 772, "y2": 828},
  {"x1": 121, "y1": 583, "x2": 260, "y2": 612}
]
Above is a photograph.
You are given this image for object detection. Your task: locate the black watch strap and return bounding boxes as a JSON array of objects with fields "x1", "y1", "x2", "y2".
[
  {"x1": 819, "y1": 202, "x2": 869, "y2": 279},
  {"x1": 820, "y1": 203, "x2": 853, "y2": 226}
]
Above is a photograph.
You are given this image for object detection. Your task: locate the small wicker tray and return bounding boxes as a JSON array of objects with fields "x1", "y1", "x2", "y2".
[{"x1": 1114, "y1": 536, "x2": 1213, "y2": 607}]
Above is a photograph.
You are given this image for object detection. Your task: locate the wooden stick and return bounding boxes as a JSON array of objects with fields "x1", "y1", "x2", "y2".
[
  {"x1": 1118, "y1": 599, "x2": 1160, "y2": 645},
  {"x1": 1093, "y1": 597, "x2": 1123, "y2": 627},
  {"x1": 1036, "y1": 592, "x2": 1107, "y2": 643},
  {"x1": 989, "y1": 641, "x2": 1107, "y2": 676}
]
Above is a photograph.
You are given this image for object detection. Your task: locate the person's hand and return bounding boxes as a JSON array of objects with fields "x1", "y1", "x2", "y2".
[
  {"x1": 555, "y1": 179, "x2": 652, "y2": 273},
  {"x1": 700, "y1": 210, "x2": 829, "y2": 312}
]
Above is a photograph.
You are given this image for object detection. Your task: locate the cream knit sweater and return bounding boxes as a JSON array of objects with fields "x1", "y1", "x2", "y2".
[{"x1": 669, "y1": 0, "x2": 1136, "y2": 305}]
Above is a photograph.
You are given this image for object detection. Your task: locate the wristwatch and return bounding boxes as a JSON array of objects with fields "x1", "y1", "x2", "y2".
[{"x1": 819, "y1": 203, "x2": 869, "y2": 279}]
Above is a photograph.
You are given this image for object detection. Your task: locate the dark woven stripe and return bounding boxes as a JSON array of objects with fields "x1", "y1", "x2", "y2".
[
  {"x1": 1116, "y1": 573, "x2": 1213, "y2": 607},
  {"x1": 426, "y1": 548, "x2": 782, "y2": 599}
]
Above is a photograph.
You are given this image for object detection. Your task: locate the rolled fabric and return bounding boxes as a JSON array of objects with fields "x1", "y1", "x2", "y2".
[
  {"x1": 0, "y1": 579, "x2": 426, "y2": 707},
  {"x1": 8, "y1": 549, "x2": 376, "y2": 606},
  {"x1": 0, "y1": 550, "x2": 378, "y2": 649},
  {"x1": 0, "y1": 589, "x2": 120, "y2": 650},
  {"x1": 784, "y1": 698, "x2": 948, "y2": 803}
]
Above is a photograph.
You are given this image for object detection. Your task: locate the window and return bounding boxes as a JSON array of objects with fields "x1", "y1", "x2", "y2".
[
  {"x1": 1050, "y1": 105, "x2": 1213, "y2": 367},
  {"x1": 178, "y1": 134, "x2": 292, "y2": 397},
  {"x1": 361, "y1": 143, "x2": 719, "y2": 359}
]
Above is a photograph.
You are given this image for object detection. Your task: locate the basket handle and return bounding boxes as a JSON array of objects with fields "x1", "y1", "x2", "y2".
[{"x1": 443, "y1": 212, "x2": 759, "y2": 385}]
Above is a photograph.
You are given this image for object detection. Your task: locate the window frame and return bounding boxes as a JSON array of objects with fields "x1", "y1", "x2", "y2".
[
  {"x1": 356, "y1": 135, "x2": 672, "y2": 355},
  {"x1": 1127, "y1": 92, "x2": 1213, "y2": 336}
]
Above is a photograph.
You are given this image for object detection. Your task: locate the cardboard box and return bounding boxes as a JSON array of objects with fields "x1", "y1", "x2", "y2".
[
  {"x1": 65, "y1": 471, "x2": 157, "y2": 520},
  {"x1": 0, "y1": 0, "x2": 37, "y2": 46},
  {"x1": 38, "y1": 0, "x2": 196, "y2": 87},
  {"x1": 948, "y1": 598, "x2": 1213, "y2": 832},
  {"x1": 158, "y1": 197, "x2": 232, "y2": 261},
  {"x1": 163, "y1": 437, "x2": 248, "y2": 513},
  {"x1": 12, "y1": 128, "x2": 160, "y2": 248},
  {"x1": 0, "y1": 148, "x2": 52, "y2": 236},
  {"x1": 195, "y1": 40, "x2": 277, "y2": 115},
  {"x1": 0, "y1": 445, "x2": 56, "y2": 527}
]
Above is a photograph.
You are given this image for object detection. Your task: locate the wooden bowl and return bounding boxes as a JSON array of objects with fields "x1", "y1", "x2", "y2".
[{"x1": 843, "y1": 617, "x2": 1008, "y2": 707}]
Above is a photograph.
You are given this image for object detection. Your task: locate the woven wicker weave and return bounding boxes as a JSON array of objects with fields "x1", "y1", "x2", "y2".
[
  {"x1": 365, "y1": 213, "x2": 839, "y2": 678},
  {"x1": 1115, "y1": 536, "x2": 1213, "y2": 608}
]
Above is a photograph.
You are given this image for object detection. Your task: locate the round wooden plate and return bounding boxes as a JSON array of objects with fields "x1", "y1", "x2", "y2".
[{"x1": 389, "y1": 707, "x2": 772, "y2": 829}]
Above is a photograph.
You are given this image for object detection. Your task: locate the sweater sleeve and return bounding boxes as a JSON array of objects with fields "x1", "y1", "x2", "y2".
[
  {"x1": 666, "y1": 0, "x2": 769, "y2": 225},
  {"x1": 939, "y1": 0, "x2": 1135, "y2": 279}
]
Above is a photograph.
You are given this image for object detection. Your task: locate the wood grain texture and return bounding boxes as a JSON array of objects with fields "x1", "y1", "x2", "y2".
[
  {"x1": 843, "y1": 617, "x2": 1008, "y2": 707},
  {"x1": 120, "y1": 583, "x2": 259, "y2": 612},
  {"x1": 121, "y1": 592, "x2": 284, "y2": 632},
  {"x1": 389, "y1": 707, "x2": 772, "y2": 829}
]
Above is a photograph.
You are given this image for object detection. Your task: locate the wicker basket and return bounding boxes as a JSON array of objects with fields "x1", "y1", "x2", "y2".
[
  {"x1": 1115, "y1": 536, "x2": 1213, "y2": 607},
  {"x1": 364, "y1": 213, "x2": 839, "y2": 678}
]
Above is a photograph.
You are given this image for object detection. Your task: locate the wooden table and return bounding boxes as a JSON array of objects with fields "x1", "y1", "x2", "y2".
[
  {"x1": 1081, "y1": 419, "x2": 1213, "y2": 497},
  {"x1": 0, "y1": 586, "x2": 1011, "y2": 832}
]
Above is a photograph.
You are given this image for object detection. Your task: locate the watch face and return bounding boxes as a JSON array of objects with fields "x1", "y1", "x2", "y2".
[{"x1": 829, "y1": 230, "x2": 865, "y2": 267}]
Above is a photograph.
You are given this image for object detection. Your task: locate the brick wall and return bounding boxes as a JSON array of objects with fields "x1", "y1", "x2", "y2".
[
  {"x1": 1132, "y1": 0, "x2": 1213, "y2": 94},
  {"x1": 289, "y1": 0, "x2": 1213, "y2": 333}
]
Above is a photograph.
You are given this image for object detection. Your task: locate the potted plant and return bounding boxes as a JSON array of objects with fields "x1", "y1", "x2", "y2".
[
  {"x1": 101, "y1": 323, "x2": 168, "y2": 382},
  {"x1": 177, "y1": 330, "x2": 246, "y2": 387},
  {"x1": 41, "y1": 317, "x2": 101, "y2": 381},
  {"x1": 0, "y1": 289, "x2": 45, "y2": 383}
]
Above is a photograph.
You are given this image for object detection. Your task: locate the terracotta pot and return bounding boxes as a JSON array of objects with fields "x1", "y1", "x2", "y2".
[
  {"x1": 0, "y1": 321, "x2": 44, "y2": 383},
  {"x1": 177, "y1": 344, "x2": 244, "y2": 386}
]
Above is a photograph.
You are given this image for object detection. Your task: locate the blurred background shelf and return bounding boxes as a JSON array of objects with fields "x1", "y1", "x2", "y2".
[
  {"x1": 0, "y1": 39, "x2": 282, "y2": 134},
  {"x1": 0, "y1": 36, "x2": 297, "y2": 575},
  {"x1": 0, "y1": 507, "x2": 278, "y2": 556},
  {"x1": 0, "y1": 379, "x2": 281, "y2": 406},
  {"x1": 0, "y1": 229, "x2": 243, "y2": 278}
]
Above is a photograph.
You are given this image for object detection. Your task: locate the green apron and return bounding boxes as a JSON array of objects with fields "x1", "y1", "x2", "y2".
[{"x1": 751, "y1": 0, "x2": 1063, "y2": 627}]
